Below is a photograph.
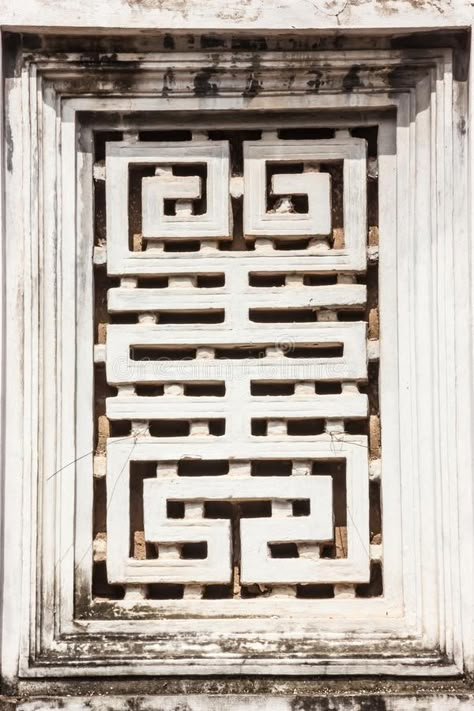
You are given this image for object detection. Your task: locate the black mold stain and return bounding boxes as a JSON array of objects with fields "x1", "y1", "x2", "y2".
[
  {"x1": 290, "y1": 699, "x2": 347, "y2": 711},
  {"x1": 2, "y1": 32, "x2": 23, "y2": 79},
  {"x1": 307, "y1": 70, "x2": 324, "y2": 93},
  {"x1": 231, "y1": 37, "x2": 268, "y2": 51},
  {"x1": 291, "y1": 699, "x2": 332, "y2": 711},
  {"x1": 5, "y1": 121, "x2": 13, "y2": 173},
  {"x1": 359, "y1": 698, "x2": 388, "y2": 711},
  {"x1": 78, "y1": 51, "x2": 122, "y2": 65},
  {"x1": 201, "y1": 35, "x2": 226, "y2": 49},
  {"x1": 161, "y1": 68, "x2": 175, "y2": 97},
  {"x1": 291, "y1": 698, "x2": 389, "y2": 711},
  {"x1": 19, "y1": 32, "x2": 43, "y2": 50},
  {"x1": 391, "y1": 29, "x2": 469, "y2": 82},
  {"x1": 343, "y1": 64, "x2": 362, "y2": 92},
  {"x1": 243, "y1": 73, "x2": 263, "y2": 97},
  {"x1": 458, "y1": 117, "x2": 467, "y2": 136},
  {"x1": 387, "y1": 64, "x2": 408, "y2": 88},
  {"x1": 193, "y1": 68, "x2": 219, "y2": 97},
  {"x1": 111, "y1": 72, "x2": 141, "y2": 93},
  {"x1": 163, "y1": 34, "x2": 175, "y2": 50}
]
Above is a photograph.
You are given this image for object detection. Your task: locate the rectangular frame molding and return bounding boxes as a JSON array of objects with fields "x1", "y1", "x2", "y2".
[{"x1": 1, "y1": 44, "x2": 473, "y2": 681}]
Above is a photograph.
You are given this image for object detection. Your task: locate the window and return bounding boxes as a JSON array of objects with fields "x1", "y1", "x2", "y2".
[
  {"x1": 3, "y1": 40, "x2": 471, "y2": 678},
  {"x1": 95, "y1": 125, "x2": 377, "y2": 605}
]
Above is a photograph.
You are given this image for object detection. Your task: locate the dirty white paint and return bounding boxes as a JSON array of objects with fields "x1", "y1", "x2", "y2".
[
  {"x1": 0, "y1": 14, "x2": 473, "y2": 711},
  {"x1": 1, "y1": 43, "x2": 471, "y2": 681},
  {"x1": 142, "y1": 475, "x2": 334, "y2": 584},
  {"x1": 104, "y1": 128, "x2": 370, "y2": 592},
  {"x1": 243, "y1": 136, "x2": 365, "y2": 249},
  {"x1": 0, "y1": 0, "x2": 472, "y2": 30},
  {"x1": 15, "y1": 694, "x2": 474, "y2": 710},
  {"x1": 115, "y1": 141, "x2": 232, "y2": 241}
]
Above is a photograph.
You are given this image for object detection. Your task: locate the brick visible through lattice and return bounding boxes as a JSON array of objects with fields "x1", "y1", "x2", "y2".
[{"x1": 92, "y1": 125, "x2": 382, "y2": 602}]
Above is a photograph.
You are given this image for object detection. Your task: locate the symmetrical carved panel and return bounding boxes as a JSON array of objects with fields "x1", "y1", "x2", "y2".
[
  {"x1": 243, "y1": 136, "x2": 366, "y2": 264},
  {"x1": 6, "y1": 45, "x2": 470, "y2": 679},
  {"x1": 106, "y1": 141, "x2": 231, "y2": 272},
  {"x1": 101, "y1": 129, "x2": 374, "y2": 600}
]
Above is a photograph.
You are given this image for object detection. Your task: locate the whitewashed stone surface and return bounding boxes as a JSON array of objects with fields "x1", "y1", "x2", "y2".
[
  {"x1": 1, "y1": 33, "x2": 473, "y2": 695},
  {"x1": 104, "y1": 132, "x2": 370, "y2": 594}
]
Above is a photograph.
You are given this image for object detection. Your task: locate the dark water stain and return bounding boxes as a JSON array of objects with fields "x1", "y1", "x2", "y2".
[
  {"x1": 307, "y1": 70, "x2": 324, "y2": 93},
  {"x1": 243, "y1": 74, "x2": 263, "y2": 97},
  {"x1": 193, "y1": 67, "x2": 219, "y2": 97},
  {"x1": 163, "y1": 33, "x2": 175, "y2": 50},
  {"x1": 343, "y1": 64, "x2": 362, "y2": 92},
  {"x1": 201, "y1": 35, "x2": 226, "y2": 49},
  {"x1": 161, "y1": 67, "x2": 175, "y2": 97},
  {"x1": 5, "y1": 121, "x2": 13, "y2": 173}
]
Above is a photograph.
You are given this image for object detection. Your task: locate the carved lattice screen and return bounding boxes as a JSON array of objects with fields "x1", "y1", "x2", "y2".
[
  {"x1": 6, "y1": 44, "x2": 468, "y2": 678},
  {"x1": 92, "y1": 125, "x2": 382, "y2": 604}
]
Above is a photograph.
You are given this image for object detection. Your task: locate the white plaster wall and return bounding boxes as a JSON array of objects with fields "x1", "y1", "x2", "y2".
[
  {"x1": 0, "y1": 0, "x2": 473, "y2": 707},
  {"x1": 0, "y1": 0, "x2": 472, "y2": 31}
]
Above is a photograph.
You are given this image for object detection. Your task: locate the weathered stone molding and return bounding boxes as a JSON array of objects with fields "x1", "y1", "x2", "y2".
[
  {"x1": 1, "y1": 14, "x2": 474, "y2": 711},
  {"x1": 2, "y1": 37, "x2": 472, "y2": 683},
  {"x1": 0, "y1": 0, "x2": 472, "y2": 32}
]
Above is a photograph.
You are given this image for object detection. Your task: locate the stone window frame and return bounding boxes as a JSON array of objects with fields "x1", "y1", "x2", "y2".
[{"x1": 2, "y1": 45, "x2": 472, "y2": 679}]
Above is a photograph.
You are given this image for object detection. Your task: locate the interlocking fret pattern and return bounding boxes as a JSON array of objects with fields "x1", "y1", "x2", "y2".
[
  {"x1": 6, "y1": 39, "x2": 469, "y2": 678},
  {"x1": 95, "y1": 127, "x2": 381, "y2": 602}
]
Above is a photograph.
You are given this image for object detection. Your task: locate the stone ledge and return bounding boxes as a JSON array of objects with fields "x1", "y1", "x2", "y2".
[
  {"x1": 1, "y1": 693, "x2": 474, "y2": 710},
  {"x1": 0, "y1": 0, "x2": 472, "y2": 32}
]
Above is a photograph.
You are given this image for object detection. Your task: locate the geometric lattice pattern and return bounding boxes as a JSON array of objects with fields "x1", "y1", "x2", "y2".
[
  {"x1": 101, "y1": 128, "x2": 376, "y2": 600},
  {"x1": 243, "y1": 136, "x2": 366, "y2": 251},
  {"x1": 106, "y1": 140, "x2": 231, "y2": 273},
  {"x1": 6, "y1": 38, "x2": 467, "y2": 680}
]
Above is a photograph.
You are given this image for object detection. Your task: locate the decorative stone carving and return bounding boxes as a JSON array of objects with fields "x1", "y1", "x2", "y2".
[
  {"x1": 106, "y1": 141, "x2": 231, "y2": 271},
  {"x1": 104, "y1": 128, "x2": 370, "y2": 593},
  {"x1": 244, "y1": 137, "x2": 367, "y2": 268},
  {"x1": 3, "y1": 44, "x2": 472, "y2": 683}
]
